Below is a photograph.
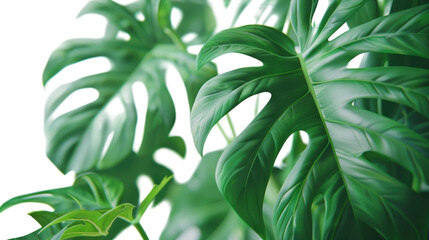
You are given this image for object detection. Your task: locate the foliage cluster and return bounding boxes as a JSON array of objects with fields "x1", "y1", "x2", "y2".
[{"x1": 1, "y1": 0, "x2": 429, "y2": 239}]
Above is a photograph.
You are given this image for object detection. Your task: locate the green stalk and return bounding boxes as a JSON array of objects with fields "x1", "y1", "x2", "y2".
[
  {"x1": 164, "y1": 28, "x2": 186, "y2": 51},
  {"x1": 226, "y1": 114, "x2": 236, "y2": 138},
  {"x1": 217, "y1": 123, "x2": 231, "y2": 143},
  {"x1": 377, "y1": 98, "x2": 383, "y2": 115},
  {"x1": 134, "y1": 223, "x2": 149, "y2": 240}
]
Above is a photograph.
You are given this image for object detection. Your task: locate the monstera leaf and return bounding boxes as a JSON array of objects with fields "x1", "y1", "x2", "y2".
[
  {"x1": 192, "y1": 1, "x2": 429, "y2": 239},
  {"x1": 43, "y1": 0, "x2": 215, "y2": 174}
]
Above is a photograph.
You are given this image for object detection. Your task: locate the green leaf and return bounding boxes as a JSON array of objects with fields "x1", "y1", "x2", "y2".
[
  {"x1": 170, "y1": 0, "x2": 216, "y2": 45},
  {"x1": 0, "y1": 173, "x2": 128, "y2": 239},
  {"x1": 41, "y1": 2, "x2": 215, "y2": 225},
  {"x1": 134, "y1": 175, "x2": 172, "y2": 223},
  {"x1": 40, "y1": 203, "x2": 135, "y2": 239},
  {"x1": 43, "y1": 0, "x2": 215, "y2": 175},
  {"x1": 192, "y1": 3, "x2": 429, "y2": 239},
  {"x1": 0, "y1": 173, "x2": 123, "y2": 213},
  {"x1": 9, "y1": 212, "x2": 65, "y2": 240}
]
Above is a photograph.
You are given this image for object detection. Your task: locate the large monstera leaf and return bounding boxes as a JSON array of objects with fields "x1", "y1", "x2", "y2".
[
  {"x1": 192, "y1": 2, "x2": 429, "y2": 239},
  {"x1": 43, "y1": 0, "x2": 215, "y2": 174}
]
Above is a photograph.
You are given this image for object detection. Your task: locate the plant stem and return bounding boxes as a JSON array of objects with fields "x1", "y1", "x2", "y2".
[
  {"x1": 164, "y1": 28, "x2": 186, "y2": 51},
  {"x1": 226, "y1": 114, "x2": 236, "y2": 138},
  {"x1": 377, "y1": 98, "x2": 382, "y2": 115},
  {"x1": 134, "y1": 223, "x2": 149, "y2": 240},
  {"x1": 217, "y1": 123, "x2": 231, "y2": 143}
]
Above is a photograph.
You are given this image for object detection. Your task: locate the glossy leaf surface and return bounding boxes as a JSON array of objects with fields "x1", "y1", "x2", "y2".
[
  {"x1": 39, "y1": 203, "x2": 134, "y2": 239},
  {"x1": 0, "y1": 173, "x2": 123, "y2": 213},
  {"x1": 193, "y1": 3, "x2": 429, "y2": 239},
  {"x1": 43, "y1": 0, "x2": 215, "y2": 174}
]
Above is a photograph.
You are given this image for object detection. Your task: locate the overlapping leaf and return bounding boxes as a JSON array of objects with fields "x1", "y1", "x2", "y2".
[
  {"x1": 0, "y1": 173, "x2": 123, "y2": 213},
  {"x1": 1, "y1": 173, "x2": 172, "y2": 239},
  {"x1": 43, "y1": 0, "x2": 216, "y2": 174},
  {"x1": 1, "y1": 173, "x2": 125, "y2": 239},
  {"x1": 192, "y1": 2, "x2": 429, "y2": 239}
]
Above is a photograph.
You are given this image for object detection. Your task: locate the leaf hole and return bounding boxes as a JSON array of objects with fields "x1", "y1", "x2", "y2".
[
  {"x1": 139, "y1": 197, "x2": 171, "y2": 239},
  {"x1": 312, "y1": 0, "x2": 329, "y2": 27},
  {"x1": 227, "y1": 92, "x2": 271, "y2": 135},
  {"x1": 212, "y1": 53, "x2": 263, "y2": 74},
  {"x1": 132, "y1": 81, "x2": 148, "y2": 153},
  {"x1": 154, "y1": 148, "x2": 192, "y2": 183},
  {"x1": 135, "y1": 176, "x2": 173, "y2": 238},
  {"x1": 233, "y1": 0, "x2": 264, "y2": 27},
  {"x1": 117, "y1": 31, "x2": 131, "y2": 41},
  {"x1": 137, "y1": 175, "x2": 154, "y2": 203},
  {"x1": 135, "y1": 12, "x2": 145, "y2": 22},
  {"x1": 203, "y1": 92, "x2": 271, "y2": 155},
  {"x1": 105, "y1": 97, "x2": 125, "y2": 117},
  {"x1": 264, "y1": 14, "x2": 279, "y2": 27},
  {"x1": 257, "y1": 2, "x2": 275, "y2": 25},
  {"x1": 274, "y1": 131, "x2": 308, "y2": 168},
  {"x1": 274, "y1": 134, "x2": 294, "y2": 168},
  {"x1": 45, "y1": 57, "x2": 111, "y2": 93},
  {"x1": 164, "y1": 65, "x2": 202, "y2": 180},
  {"x1": 300, "y1": 131, "x2": 309, "y2": 144},
  {"x1": 171, "y1": 7, "x2": 183, "y2": 29},
  {"x1": 181, "y1": 32, "x2": 198, "y2": 43},
  {"x1": 328, "y1": 23, "x2": 349, "y2": 41},
  {"x1": 49, "y1": 88, "x2": 99, "y2": 120},
  {"x1": 346, "y1": 53, "x2": 365, "y2": 69},
  {"x1": 187, "y1": 44, "x2": 203, "y2": 55}
]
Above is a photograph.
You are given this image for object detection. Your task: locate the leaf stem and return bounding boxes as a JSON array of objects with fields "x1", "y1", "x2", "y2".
[
  {"x1": 217, "y1": 123, "x2": 231, "y2": 143},
  {"x1": 134, "y1": 223, "x2": 149, "y2": 240},
  {"x1": 226, "y1": 114, "x2": 236, "y2": 138},
  {"x1": 377, "y1": 98, "x2": 382, "y2": 115},
  {"x1": 164, "y1": 28, "x2": 186, "y2": 51}
]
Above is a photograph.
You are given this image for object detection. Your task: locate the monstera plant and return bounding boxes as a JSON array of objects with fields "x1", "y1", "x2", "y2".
[{"x1": 1, "y1": 0, "x2": 428, "y2": 239}]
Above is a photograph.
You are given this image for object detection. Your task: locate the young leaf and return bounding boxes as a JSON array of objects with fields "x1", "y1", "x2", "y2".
[
  {"x1": 134, "y1": 175, "x2": 173, "y2": 223},
  {"x1": 0, "y1": 173, "x2": 123, "y2": 213},
  {"x1": 192, "y1": 3, "x2": 429, "y2": 239},
  {"x1": 40, "y1": 203, "x2": 135, "y2": 239}
]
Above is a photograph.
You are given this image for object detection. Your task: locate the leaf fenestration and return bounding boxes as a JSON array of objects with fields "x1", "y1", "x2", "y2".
[{"x1": 192, "y1": 4, "x2": 429, "y2": 239}]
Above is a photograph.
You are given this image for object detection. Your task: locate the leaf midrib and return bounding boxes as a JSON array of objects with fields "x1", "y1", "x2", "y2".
[{"x1": 297, "y1": 53, "x2": 363, "y2": 231}]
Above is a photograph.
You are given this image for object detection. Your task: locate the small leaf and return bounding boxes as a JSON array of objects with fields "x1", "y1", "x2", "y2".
[
  {"x1": 134, "y1": 175, "x2": 173, "y2": 223},
  {"x1": 40, "y1": 203, "x2": 135, "y2": 239},
  {"x1": 0, "y1": 173, "x2": 123, "y2": 213}
]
